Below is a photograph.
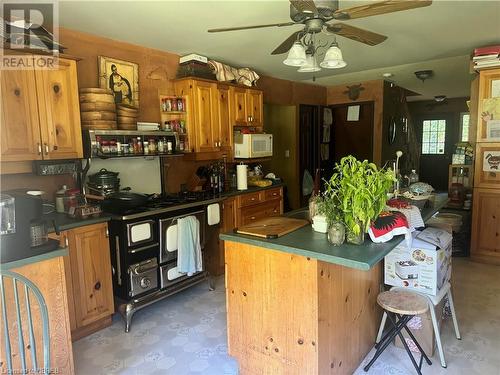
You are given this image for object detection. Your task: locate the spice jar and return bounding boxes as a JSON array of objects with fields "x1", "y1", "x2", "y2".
[
  {"x1": 109, "y1": 140, "x2": 117, "y2": 154},
  {"x1": 122, "y1": 143, "x2": 129, "y2": 154},
  {"x1": 177, "y1": 98, "x2": 184, "y2": 112},
  {"x1": 167, "y1": 140, "x2": 173, "y2": 154},
  {"x1": 172, "y1": 98, "x2": 178, "y2": 111},
  {"x1": 165, "y1": 99, "x2": 172, "y2": 112},
  {"x1": 157, "y1": 138, "x2": 164, "y2": 153},
  {"x1": 179, "y1": 139, "x2": 185, "y2": 151},
  {"x1": 143, "y1": 140, "x2": 149, "y2": 154},
  {"x1": 148, "y1": 139, "x2": 156, "y2": 153},
  {"x1": 101, "y1": 140, "x2": 110, "y2": 154}
]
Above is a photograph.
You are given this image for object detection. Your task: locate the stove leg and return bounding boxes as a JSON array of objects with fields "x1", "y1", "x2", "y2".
[{"x1": 120, "y1": 302, "x2": 136, "y2": 333}]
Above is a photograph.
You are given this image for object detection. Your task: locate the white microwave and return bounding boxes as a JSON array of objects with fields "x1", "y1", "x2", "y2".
[{"x1": 234, "y1": 133, "x2": 273, "y2": 159}]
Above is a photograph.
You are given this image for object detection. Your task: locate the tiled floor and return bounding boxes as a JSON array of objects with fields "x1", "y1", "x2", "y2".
[{"x1": 74, "y1": 258, "x2": 500, "y2": 375}]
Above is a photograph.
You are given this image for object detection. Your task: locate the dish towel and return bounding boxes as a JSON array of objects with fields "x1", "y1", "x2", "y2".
[{"x1": 177, "y1": 216, "x2": 202, "y2": 276}]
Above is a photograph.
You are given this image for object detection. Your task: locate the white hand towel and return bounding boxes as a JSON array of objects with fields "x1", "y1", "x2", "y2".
[{"x1": 177, "y1": 216, "x2": 202, "y2": 276}]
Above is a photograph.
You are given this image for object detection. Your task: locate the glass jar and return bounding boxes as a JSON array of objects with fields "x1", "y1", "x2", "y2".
[
  {"x1": 346, "y1": 225, "x2": 365, "y2": 245},
  {"x1": 167, "y1": 140, "x2": 173, "y2": 154},
  {"x1": 177, "y1": 98, "x2": 184, "y2": 112},
  {"x1": 109, "y1": 140, "x2": 117, "y2": 154},
  {"x1": 179, "y1": 139, "x2": 185, "y2": 151},
  {"x1": 143, "y1": 141, "x2": 149, "y2": 154},
  {"x1": 148, "y1": 139, "x2": 156, "y2": 153},
  {"x1": 327, "y1": 222, "x2": 345, "y2": 246},
  {"x1": 172, "y1": 98, "x2": 178, "y2": 111},
  {"x1": 101, "y1": 140, "x2": 110, "y2": 154},
  {"x1": 157, "y1": 138, "x2": 164, "y2": 153},
  {"x1": 122, "y1": 143, "x2": 129, "y2": 154}
]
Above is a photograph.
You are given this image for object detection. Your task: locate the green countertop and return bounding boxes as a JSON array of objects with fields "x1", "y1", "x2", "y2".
[
  {"x1": 45, "y1": 212, "x2": 112, "y2": 233},
  {"x1": 1, "y1": 247, "x2": 68, "y2": 270},
  {"x1": 220, "y1": 194, "x2": 449, "y2": 271}
]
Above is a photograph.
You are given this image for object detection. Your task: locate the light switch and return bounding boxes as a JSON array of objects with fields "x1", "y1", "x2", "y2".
[{"x1": 285, "y1": 150, "x2": 290, "y2": 158}]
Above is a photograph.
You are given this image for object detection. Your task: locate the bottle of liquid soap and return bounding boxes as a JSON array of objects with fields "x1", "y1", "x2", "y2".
[{"x1": 409, "y1": 169, "x2": 419, "y2": 185}]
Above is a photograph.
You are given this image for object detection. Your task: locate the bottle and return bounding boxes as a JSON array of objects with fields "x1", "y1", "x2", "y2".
[
  {"x1": 143, "y1": 141, "x2": 149, "y2": 154},
  {"x1": 137, "y1": 137, "x2": 143, "y2": 153},
  {"x1": 55, "y1": 185, "x2": 67, "y2": 213},
  {"x1": 409, "y1": 169, "x2": 419, "y2": 184},
  {"x1": 157, "y1": 138, "x2": 164, "y2": 153}
]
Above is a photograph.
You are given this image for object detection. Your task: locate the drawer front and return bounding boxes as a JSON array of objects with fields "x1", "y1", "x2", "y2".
[
  {"x1": 264, "y1": 187, "x2": 282, "y2": 201},
  {"x1": 239, "y1": 191, "x2": 262, "y2": 207},
  {"x1": 239, "y1": 199, "x2": 281, "y2": 226}
]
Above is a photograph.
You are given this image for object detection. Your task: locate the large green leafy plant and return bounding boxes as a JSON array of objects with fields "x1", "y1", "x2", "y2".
[{"x1": 322, "y1": 156, "x2": 394, "y2": 236}]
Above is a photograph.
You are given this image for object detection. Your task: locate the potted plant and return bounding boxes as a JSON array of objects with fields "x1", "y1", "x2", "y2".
[
  {"x1": 316, "y1": 194, "x2": 345, "y2": 246},
  {"x1": 322, "y1": 156, "x2": 395, "y2": 245}
]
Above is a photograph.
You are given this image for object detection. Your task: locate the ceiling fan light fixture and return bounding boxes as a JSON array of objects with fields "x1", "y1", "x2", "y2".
[
  {"x1": 319, "y1": 42, "x2": 346, "y2": 69},
  {"x1": 298, "y1": 54, "x2": 321, "y2": 72},
  {"x1": 414, "y1": 70, "x2": 433, "y2": 82},
  {"x1": 283, "y1": 42, "x2": 307, "y2": 67}
]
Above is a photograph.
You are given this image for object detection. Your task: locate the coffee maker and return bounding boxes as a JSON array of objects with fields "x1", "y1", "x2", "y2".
[{"x1": 0, "y1": 190, "x2": 56, "y2": 263}]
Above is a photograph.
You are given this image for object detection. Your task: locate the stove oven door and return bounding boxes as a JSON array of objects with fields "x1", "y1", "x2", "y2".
[
  {"x1": 126, "y1": 219, "x2": 158, "y2": 254},
  {"x1": 159, "y1": 209, "x2": 205, "y2": 264}
]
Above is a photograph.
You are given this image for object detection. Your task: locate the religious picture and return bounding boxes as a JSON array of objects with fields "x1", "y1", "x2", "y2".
[{"x1": 98, "y1": 56, "x2": 139, "y2": 107}]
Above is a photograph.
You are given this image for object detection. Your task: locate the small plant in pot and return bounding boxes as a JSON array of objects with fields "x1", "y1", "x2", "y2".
[
  {"x1": 324, "y1": 156, "x2": 395, "y2": 245},
  {"x1": 316, "y1": 193, "x2": 345, "y2": 246}
]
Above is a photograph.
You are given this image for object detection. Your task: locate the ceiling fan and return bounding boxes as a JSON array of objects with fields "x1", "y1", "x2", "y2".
[{"x1": 208, "y1": 0, "x2": 432, "y2": 55}]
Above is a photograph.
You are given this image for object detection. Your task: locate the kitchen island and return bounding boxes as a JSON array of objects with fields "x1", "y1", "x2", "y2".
[{"x1": 220, "y1": 195, "x2": 448, "y2": 375}]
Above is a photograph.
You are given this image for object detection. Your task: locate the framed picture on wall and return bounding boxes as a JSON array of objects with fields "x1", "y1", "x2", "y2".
[{"x1": 98, "y1": 56, "x2": 139, "y2": 108}]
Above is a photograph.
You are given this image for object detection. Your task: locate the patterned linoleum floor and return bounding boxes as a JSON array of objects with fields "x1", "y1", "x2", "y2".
[{"x1": 73, "y1": 258, "x2": 500, "y2": 375}]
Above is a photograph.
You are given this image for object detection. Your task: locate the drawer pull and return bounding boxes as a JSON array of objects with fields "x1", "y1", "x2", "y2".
[
  {"x1": 251, "y1": 197, "x2": 256, "y2": 201},
  {"x1": 251, "y1": 216, "x2": 256, "y2": 220}
]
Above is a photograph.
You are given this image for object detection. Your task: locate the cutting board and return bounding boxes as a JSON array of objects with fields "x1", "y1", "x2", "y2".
[{"x1": 236, "y1": 217, "x2": 309, "y2": 239}]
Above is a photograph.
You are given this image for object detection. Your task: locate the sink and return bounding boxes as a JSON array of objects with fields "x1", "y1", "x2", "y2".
[{"x1": 285, "y1": 208, "x2": 311, "y2": 221}]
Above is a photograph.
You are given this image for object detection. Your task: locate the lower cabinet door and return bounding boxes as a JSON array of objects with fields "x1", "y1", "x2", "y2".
[
  {"x1": 67, "y1": 223, "x2": 114, "y2": 327},
  {"x1": 471, "y1": 188, "x2": 500, "y2": 265}
]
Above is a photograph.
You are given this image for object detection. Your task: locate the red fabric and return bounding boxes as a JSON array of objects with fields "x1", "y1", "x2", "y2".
[{"x1": 369, "y1": 211, "x2": 409, "y2": 241}]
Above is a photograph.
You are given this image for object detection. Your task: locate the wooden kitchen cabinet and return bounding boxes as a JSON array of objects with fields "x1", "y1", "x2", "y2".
[
  {"x1": 60, "y1": 223, "x2": 114, "y2": 340},
  {"x1": 246, "y1": 89, "x2": 263, "y2": 127},
  {"x1": 230, "y1": 86, "x2": 264, "y2": 127},
  {"x1": 216, "y1": 84, "x2": 233, "y2": 153},
  {"x1": 470, "y1": 188, "x2": 500, "y2": 265},
  {"x1": 0, "y1": 57, "x2": 83, "y2": 163},
  {"x1": 193, "y1": 80, "x2": 220, "y2": 152},
  {"x1": 211, "y1": 187, "x2": 283, "y2": 276}
]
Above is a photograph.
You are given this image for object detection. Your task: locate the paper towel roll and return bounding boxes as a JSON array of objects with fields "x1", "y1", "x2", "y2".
[{"x1": 236, "y1": 164, "x2": 248, "y2": 190}]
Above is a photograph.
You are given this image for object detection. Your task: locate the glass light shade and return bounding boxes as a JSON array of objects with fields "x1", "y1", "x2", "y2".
[
  {"x1": 283, "y1": 42, "x2": 307, "y2": 67},
  {"x1": 320, "y1": 44, "x2": 347, "y2": 69},
  {"x1": 298, "y1": 54, "x2": 321, "y2": 72}
]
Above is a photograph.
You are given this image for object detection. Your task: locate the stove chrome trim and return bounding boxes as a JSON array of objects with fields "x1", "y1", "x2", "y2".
[
  {"x1": 126, "y1": 219, "x2": 155, "y2": 247},
  {"x1": 128, "y1": 242, "x2": 159, "y2": 254}
]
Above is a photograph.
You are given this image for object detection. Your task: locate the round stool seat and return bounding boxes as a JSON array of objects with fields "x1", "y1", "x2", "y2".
[{"x1": 377, "y1": 290, "x2": 429, "y2": 315}]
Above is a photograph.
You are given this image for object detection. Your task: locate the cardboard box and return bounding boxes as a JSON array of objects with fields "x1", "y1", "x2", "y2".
[
  {"x1": 384, "y1": 227, "x2": 452, "y2": 296},
  {"x1": 394, "y1": 299, "x2": 444, "y2": 356}
]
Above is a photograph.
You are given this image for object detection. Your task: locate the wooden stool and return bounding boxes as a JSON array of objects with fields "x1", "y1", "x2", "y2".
[{"x1": 364, "y1": 290, "x2": 432, "y2": 374}]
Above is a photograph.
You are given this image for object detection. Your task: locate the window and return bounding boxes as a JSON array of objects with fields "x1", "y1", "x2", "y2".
[
  {"x1": 421, "y1": 119, "x2": 446, "y2": 154},
  {"x1": 460, "y1": 112, "x2": 470, "y2": 142}
]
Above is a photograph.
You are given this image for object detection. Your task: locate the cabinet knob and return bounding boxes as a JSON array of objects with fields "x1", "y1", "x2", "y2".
[
  {"x1": 94, "y1": 281, "x2": 101, "y2": 290},
  {"x1": 250, "y1": 216, "x2": 256, "y2": 220}
]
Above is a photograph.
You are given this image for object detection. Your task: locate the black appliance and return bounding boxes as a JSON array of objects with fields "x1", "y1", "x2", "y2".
[
  {"x1": 0, "y1": 191, "x2": 58, "y2": 263},
  {"x1": 106, "y1": 192, "x2": 220, "y2": 332}
]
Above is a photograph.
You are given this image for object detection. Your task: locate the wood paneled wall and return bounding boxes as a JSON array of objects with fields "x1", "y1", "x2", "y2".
[
  {"x1": 59, "y1": 28, "x2": 180, "y2": 124},
  {"x1": 257, "y1": 75, "x2": 327, "y2": 106},
  {"x1": 327, "y1": 80, "x2": 385, "y2": 165}
]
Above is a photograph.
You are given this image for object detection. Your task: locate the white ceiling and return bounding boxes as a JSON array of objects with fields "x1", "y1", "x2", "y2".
[{"x1": 59, "y1": 0, "x2": 500, "y2": 101}]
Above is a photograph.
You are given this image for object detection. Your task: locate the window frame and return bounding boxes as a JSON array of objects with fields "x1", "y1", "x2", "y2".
[
  {"x1": 459, "y1": 112, "x2": 470, "y2": 142},
  {"x1": 421, "y1": 118, "x2": 447, "y2": 155}
]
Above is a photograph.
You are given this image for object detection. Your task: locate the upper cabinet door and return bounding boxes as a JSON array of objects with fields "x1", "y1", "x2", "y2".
[
  {"x1": 35, "y1": 58, "x2": 83, "y2": 159},
  {"x1": 193, "y1": 81, "x2": 219, "y2": 152},
  {"x1": 246, "y1": 89, "x2": 263, "y2": 127},
  {"x1": 0, "y1": 69, "x2": 43, "y2": 161},
  {"x1": 217, "y1": 85, "x2": 232, "y2": 151},
  {"x1": 231, "y1": 87, "x2": 248, "y2": 126}
]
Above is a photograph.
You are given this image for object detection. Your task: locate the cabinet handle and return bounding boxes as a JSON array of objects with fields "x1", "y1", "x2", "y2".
[
  {"x1": 37, "y1": 143, "x2": 42, "y2": 155},
  {"x1": 250, "y1": 216, "x2": 256, "y2": 220},
  {"x1": 105, "y1": 228, "x2": 109, "y2": 238},
  {"x1": 65, "y1": 237, "x2": 69, "y2": 247},
  {"x1": 251, "y1": 197, "x2": 256, "y2": 201},
  {"x1": 44, "y1": 143, "x2": 49, "y2": 155},
  {"x1": 115, "y1": 236, "x2": 122, "y2": 286},
  {"x1": 94, "y1": 281, "x2": 101, "y2": 290}
]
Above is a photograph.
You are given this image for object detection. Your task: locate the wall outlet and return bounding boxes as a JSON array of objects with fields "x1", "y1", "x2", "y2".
[{"x1": 285, "y1": 150, "x2": 290, "y2": 158}]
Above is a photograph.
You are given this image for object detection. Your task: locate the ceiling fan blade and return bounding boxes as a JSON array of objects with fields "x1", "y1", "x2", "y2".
[
  {"x1": 208, "y1": 22, "x2": 296, "y2": 33},
  {"x1": 326, "y1": 23, "x2": 387, "y2": 46},
  {"x1": 289, "y1": 0, "x2": 318, "y2": 14},
  {"x1": 271, "y1": 30, "x2": 303, "y2": 55},
  {"x1": 334, "y1": 0, "x2": 432, "y2": 20}
]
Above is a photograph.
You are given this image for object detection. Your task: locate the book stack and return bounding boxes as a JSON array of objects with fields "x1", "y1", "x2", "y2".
[{"x1": 472, "y1": 45, "x2": 500, "y2": 70}]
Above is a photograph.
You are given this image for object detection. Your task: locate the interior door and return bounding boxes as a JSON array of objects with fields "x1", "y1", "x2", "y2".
[
  {"x1": 299, "y1": 105, "x2": 320, "y2": 207},
  {"x1": 194, "y1": 81, "x2": 218, "y2": 152},
  {"x1": 0, "y1": 68, "x2": 43, "y2": 161},
  {"x1": 35, "y1": 58, "x2": 83, "y2": 159},
  {"x1": 332, "y1": 102, "x2": 374, "y2": 162},
  {"x1": 417, "y1": 113, "x2": 456, "y2": 190}
]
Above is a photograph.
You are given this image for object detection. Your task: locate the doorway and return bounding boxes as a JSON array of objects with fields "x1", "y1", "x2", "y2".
[{"x1": 416, "y1": 113, "x2": 457, "y2": 191}]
